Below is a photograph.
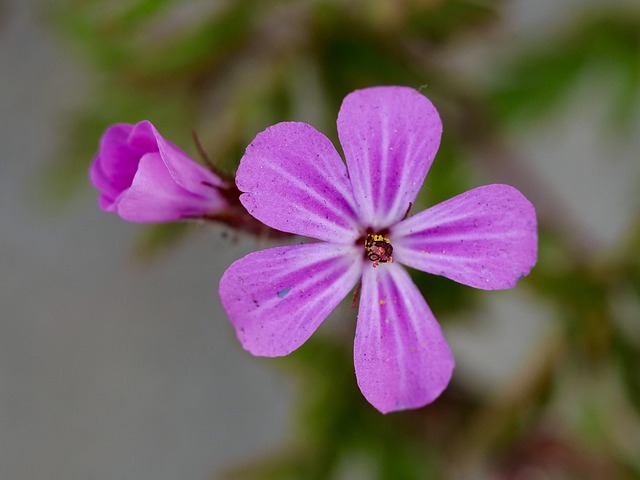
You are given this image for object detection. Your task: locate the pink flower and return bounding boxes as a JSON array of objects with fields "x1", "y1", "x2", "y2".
[
  {"x1": 90, "y1": 120, "x2": 226, "y2": 222},
  {"x1": 219, "y1": 86, "x2": 537, "y2": 413}
]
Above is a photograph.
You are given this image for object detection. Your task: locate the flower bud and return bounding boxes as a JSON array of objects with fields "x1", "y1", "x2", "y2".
[{"x1": 90, "y1": 120, "x2": 226, "y2": 222}]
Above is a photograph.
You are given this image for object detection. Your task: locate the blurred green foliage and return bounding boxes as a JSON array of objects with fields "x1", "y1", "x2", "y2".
[
  {"x1": 49, "y1": 0, "x2": 640, "y2": 478},
  {"x1": 490, "y1": 9, "x2": 640, "y2": 129}
]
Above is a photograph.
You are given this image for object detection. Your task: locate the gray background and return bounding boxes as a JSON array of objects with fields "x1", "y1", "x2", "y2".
[{"x1": 1, "y1": 0, "x2": 639, "y2": 479}]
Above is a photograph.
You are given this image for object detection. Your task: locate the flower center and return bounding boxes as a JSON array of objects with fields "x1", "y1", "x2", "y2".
[{"x1": 365, "y1": 233, "x2": 394, "y2": 268}]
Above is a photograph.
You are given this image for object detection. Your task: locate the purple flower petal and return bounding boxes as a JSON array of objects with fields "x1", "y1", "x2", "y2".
[
  {"x1": 90, "y1": 122, "x2": 157, "y2": 205},
  {"x1": 116, "y1": 152, "x2": 223, "y2": 222},
  {"x1": 236, "y1": 122, "x2": 361, "y2": 243},
  {"x1": 219, "y1": 242, "x2": 362, "y2": 357},
  {"x1": 391, "y1": 184, "x2": 538, "y2": 290},
  {"x1": 337, "y1": 86, "x2": 442, "y2": 229},
  {"x1": 150, "y1": 125, "x2": 225, "y2": 192},
  {"x1": 355, "y1": 263, "x2": 454, "y2": 413}
]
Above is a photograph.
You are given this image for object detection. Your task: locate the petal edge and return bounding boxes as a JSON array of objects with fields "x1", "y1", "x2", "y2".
[
  {"x1": 392, "y1": 184, "x2": 538, "y2": 290},
  {"x1": 355, "y1": 263, "x2": 454, "y2": 413},
  {"x1": 338, "y1": 86, "x2": 442, "y2": 229},
  {"x1": 237, "y1": 122, "x2": 361, "y2": 243},
  {"x1": 220, "y1": 242, "x2": 362, "y2": 357}
]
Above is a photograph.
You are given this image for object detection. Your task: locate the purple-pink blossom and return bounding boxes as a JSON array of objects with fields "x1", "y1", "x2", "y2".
[
  {"x1": 90, "y1": 120, "x2": 226, "y2": 223},
  {"x1": 219, "y1": 86, "x2": 537, "y2": 413}
]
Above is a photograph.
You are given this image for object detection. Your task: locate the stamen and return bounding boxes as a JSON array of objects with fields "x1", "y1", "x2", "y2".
[
  {"x1": 351, "y1": 281, "x2": 362, "y2": 309},
  {"x1": 365, "y1": 233, "x2": 394, "y2": 268},
  {"x1": 402, "y1": 202, "x2": 413, "y2": 220}
]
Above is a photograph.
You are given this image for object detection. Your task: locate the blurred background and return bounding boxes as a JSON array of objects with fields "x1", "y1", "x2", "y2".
[{"x1": 1, "y1": 0, "x2": 639, "y2": 479}]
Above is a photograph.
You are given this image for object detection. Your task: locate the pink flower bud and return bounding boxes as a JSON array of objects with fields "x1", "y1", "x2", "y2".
[{"x1": 90, "y1": 120, "x2": 226, "y2": 223}]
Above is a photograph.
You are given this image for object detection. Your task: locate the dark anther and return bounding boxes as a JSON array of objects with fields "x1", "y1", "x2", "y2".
[{"x1": 365, "y1": 233, "x2": 393, "y2": 268}]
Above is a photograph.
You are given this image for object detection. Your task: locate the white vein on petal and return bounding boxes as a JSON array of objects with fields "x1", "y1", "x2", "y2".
[
  {"x1": 393, "y1": 244, "x2": 477, "y2": 265},
  {"x1": 264, "y1": 160, "x2": 355, "y2": 221},
  {"x1": 349, "y1": 130, "x2": 375, "y2": 226},
  {"x1": 388, "y1": 266, "x2": 423, "y2": 401},
  {"x1": 286, "y1": 202, "x2": 360, "y2": 243},
  {"x1": 258, "y1": 245, "x2": 361, "y2": 320},
  {"x1": 382, "y1": 269, "x2": 409, "y2": 400},
  {"x1": 385, "y1": 132, "x2": 432, "y2": 227},
  {"x1": 376, "y1": 106, "x2": 390, "y2": 226},
  {"x1": 252, "y1": 159, "x2": 362, "y2": 237},
  {"x1": 299, "y1": 147, "x2": 359, "y2": 212}
]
